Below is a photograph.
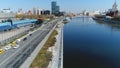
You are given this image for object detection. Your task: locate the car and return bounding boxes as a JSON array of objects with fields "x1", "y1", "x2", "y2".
[
  {"x1": 11, "y1": 41, "x2": 16, "y2": 46},
  {"x1": 29, "y1": 34, "x2": 32, "y2": 36},
  {"x1": 16, "y1": 39, "x2": 21, "y2": 44},
  {"x1": 0, "y1": 49, "x2": 5, "y2": 54},
  {"x1": 23, "y1": 37, "x2": 27, "y2": 41},
  {"x1": 11, "y1": 41, "x2": 20, "y2": 49},
  {"x1": 3, "y1": 45, "x2": 12, "y2": 50},
  {"x1": 13, "y1": 45, "x2": 19, "y2": 49}
]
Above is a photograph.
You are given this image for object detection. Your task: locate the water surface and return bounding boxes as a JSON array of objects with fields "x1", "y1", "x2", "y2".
[{"x1": 64, "y1": 17, "x2": 120, "y2": 68}]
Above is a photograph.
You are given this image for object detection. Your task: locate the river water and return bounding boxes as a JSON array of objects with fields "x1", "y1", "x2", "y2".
[{"x1": 64, "y1": 17, "x2": 120, "y2": 68}]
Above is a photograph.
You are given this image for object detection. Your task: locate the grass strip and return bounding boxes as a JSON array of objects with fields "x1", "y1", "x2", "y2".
[{"x1": 30, "y1": 30, "x2": 58, "y2": 68}]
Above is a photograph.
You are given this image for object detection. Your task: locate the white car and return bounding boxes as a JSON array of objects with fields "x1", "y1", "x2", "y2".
[
  {"x1": 16, "y1": 39, "x2": 21, "y2": 44},
  {"x1": 3, "y1": 45, "x2": 12, "y2": 50},
  {"x1": 13, "y1": 45, "x2": 20, "y2": 49}
]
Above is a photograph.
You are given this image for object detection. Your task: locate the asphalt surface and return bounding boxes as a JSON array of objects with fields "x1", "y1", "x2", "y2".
[{"x1": 0, "y1": 18, "x2": 60, "y2": 68}]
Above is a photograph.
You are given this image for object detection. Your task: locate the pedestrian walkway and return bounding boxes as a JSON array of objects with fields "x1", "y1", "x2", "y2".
[{"x1": 48, "y1": 21, "x2": 63, "y2": 68}]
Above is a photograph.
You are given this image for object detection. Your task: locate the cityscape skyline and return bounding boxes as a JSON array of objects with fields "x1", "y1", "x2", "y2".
[{"x1": 0, "y1": 0, "x2": 119, "y2": 13}]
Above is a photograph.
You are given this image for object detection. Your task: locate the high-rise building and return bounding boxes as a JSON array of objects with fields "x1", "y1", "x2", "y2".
[
  {"x1": 51, "y1": 1, "x2": 60, "y2": 14},
  {"x1": 37, "y1": 8, "x2": 41, "y2": 15},
  {"x1": 51, "y1": 1, "x2": 57, "y2": 14},
  {"x1": 56, "y1": 6, "x2": 60, "y2": 13},
  {"x1": 33, "y1": 8, "x2": 37, "y2": 15}
]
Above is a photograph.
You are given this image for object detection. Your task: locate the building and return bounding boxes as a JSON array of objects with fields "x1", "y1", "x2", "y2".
[
  {"x1": 112, "y1": 0, "x2": 118, "y2": 11},
  {"x1": 38, "y1": 8, "x2": 41, "y2": 15},
  {"x1": 33, "y1": 8, "x2": 37, "y2": 15},
  {"x1": 27, "y1": 10, "x2": 32, "y2": 15},
  {"x1": 51, "y1": 1, "x2": 57, "y2": 14},
  {"x1": 56, "y1": 6, "x2": 60, "y2": 13},
  {"x1": 83, "y1": 10, "x2": 87, "y2": 16},
  {"x1": 41, "y1": 10, "x2": 50, "y2": 15},
  {"x1": 88, "y1": 11, "x2": 100, "y2": 16},
  {"x1": 106, "y1": 0, "x2": 118, "y2": 16},
  {"x1": 33, "y1": 7, "x2": 41, "y2": 15},
  {"x1": 0, "y1": 8, "x2": 16, "y2": 19},
  {"x1": 17, "y1": 9, "x2": 24, "y2": 14},
  {"x1": 2, "y1": 8, "x2": 11, "y2": 13},
  {"x1": 51, "y1": 1, "x2": 60, "y2": 15}
]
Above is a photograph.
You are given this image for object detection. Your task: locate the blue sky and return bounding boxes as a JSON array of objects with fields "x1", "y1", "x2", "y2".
[{"x1": 0, "y1": 0, "x2": 119, "y2": 13}]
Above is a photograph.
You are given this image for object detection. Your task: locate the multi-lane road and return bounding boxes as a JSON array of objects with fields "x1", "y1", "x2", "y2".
[{"x1": 0, "y1": 18, "x2": 61, "y2": 68}]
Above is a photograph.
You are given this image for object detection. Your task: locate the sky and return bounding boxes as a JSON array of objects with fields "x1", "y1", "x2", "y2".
[{"x1": 0, "y1": 0, "x2": 119, "y2": 13}]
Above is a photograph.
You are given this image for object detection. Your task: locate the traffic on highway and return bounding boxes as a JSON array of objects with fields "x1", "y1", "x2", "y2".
[{"x1": 0, "y1": 18, "x2": 61, "y2": 68}]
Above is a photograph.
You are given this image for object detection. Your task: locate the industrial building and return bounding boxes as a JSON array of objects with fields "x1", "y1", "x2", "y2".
[{"x1": 0, "y1": 19, "x2": 37, "y2": 31}]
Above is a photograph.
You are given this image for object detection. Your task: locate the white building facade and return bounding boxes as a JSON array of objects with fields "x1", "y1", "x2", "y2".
[{"x1": 33, "y1": 7, "x2": 41, "y2": 15}]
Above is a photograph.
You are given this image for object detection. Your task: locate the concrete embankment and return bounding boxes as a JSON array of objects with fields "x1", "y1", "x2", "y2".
[{"x1": 47, "y1": 21, "x2": 63, "y2": 68}]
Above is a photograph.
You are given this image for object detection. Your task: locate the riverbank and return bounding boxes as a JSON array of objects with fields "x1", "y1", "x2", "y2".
[
  {"x1": 30, "y1": 30, "x2": 58, "y2": 68},
  {"x1": 47, "y1": 21, "x2": 63, "y2": 68},
  {"x1": 93, "y1": 15, "x2": 120, "y2": 24},
  {"x1": 29, "y1": 20, "x2": 64, "y2": 68}
]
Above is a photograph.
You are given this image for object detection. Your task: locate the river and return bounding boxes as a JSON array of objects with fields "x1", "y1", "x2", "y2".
[{"x1": 64, "y1": 17, "x2": 120, "y2": 68}]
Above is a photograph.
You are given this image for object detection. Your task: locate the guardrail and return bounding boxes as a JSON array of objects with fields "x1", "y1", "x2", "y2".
[{"x1": 58, "y1": 22, "x2": 63, "y2": 68}]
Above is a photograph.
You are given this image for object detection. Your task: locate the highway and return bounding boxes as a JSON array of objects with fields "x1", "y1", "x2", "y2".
[{"x1": 0, "y1": 18, "x2": 61, "y2": 68}]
